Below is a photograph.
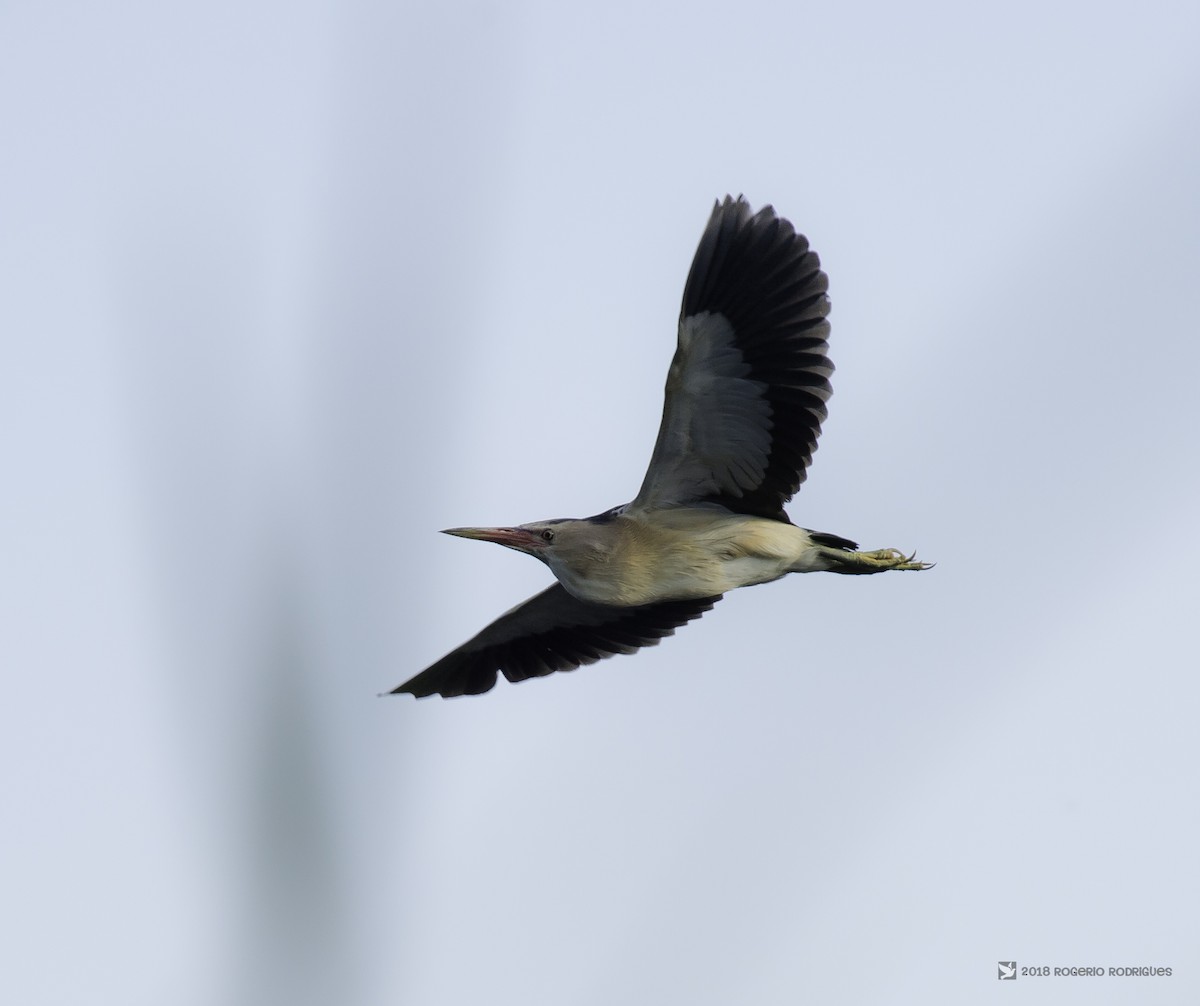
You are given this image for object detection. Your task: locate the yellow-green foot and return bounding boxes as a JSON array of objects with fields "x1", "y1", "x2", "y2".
[{"x1": 826, "y1": 547, "x2": 933, "y2": 575}]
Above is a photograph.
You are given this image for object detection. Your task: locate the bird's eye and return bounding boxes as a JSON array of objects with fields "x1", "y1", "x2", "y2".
[{"x1": 541, "y1": 528, "x2": 555, "y2": 542}]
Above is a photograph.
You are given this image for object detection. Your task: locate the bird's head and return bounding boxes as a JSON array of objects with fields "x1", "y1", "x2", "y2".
[{"x1": 442, "y1": 519, "x2": 613, "y2": 580}]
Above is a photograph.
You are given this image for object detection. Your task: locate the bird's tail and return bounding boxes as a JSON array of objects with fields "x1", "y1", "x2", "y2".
[{"x1": 809, "y1": 530, "x2": 859, "y2": 551}]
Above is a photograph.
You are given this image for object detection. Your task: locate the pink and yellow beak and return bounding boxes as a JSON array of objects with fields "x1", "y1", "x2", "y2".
[{"x1": 441, "y1": 526, "x2": 546, "y2": 555}]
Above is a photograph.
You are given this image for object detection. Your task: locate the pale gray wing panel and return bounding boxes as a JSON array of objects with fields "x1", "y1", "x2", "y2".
[{"x1": 634, "y1": 311, "x2": 774, "y2": 506}]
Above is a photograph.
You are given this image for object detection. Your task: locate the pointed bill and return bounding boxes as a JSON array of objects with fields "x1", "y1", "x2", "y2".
[{"x1": 442, "y1": 526, "x2": 544, "y2": 554}]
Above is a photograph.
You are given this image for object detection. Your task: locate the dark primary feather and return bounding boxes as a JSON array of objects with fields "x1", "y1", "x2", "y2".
[
  {"x1": 395, "y1": 585, "x2": 721, "y2": 698},
  {"x1": 635, "y1": 196, "x2": 833, "y2": 521}
]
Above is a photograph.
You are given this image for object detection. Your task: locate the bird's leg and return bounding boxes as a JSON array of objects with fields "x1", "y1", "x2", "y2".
[{"x1": 818, "y1": 546, "x2": 933, "y2": 575}]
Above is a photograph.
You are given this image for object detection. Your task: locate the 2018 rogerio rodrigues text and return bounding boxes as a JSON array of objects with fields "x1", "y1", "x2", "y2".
[{"x1": 1005, "y1": 963, "x2": 1173, "y2": 980}]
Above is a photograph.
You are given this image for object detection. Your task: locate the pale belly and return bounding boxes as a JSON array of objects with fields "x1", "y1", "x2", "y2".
[
  {"x1": 554, "y1": 512, "x2": 822, "y2": 606},
  {"x1": 641, "y1": 553, "x2": 795, "y2": 600}
]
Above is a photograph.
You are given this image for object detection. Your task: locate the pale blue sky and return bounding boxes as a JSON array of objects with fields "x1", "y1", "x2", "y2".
[{"x1": 3, "y1": 2, "x2": 1199, "y2": 1003}]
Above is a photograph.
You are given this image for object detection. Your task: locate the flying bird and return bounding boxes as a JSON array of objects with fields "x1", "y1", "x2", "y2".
[{"x1": 394, "y1": 196, "x2": 930, "y2": 698}]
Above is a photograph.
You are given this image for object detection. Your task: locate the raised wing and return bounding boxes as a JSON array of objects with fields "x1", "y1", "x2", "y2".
[
  {"x1": 394, "y1": 584, "x2": 721, "y2": 698},
  {"x1": 632, "y1": 196, "x2": 833, "y2": 521}
]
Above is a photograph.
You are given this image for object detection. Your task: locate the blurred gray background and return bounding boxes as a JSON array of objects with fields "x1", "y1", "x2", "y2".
[{"x1": 3, "y1": 2, "x2": 1198, "y2": 1003}]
